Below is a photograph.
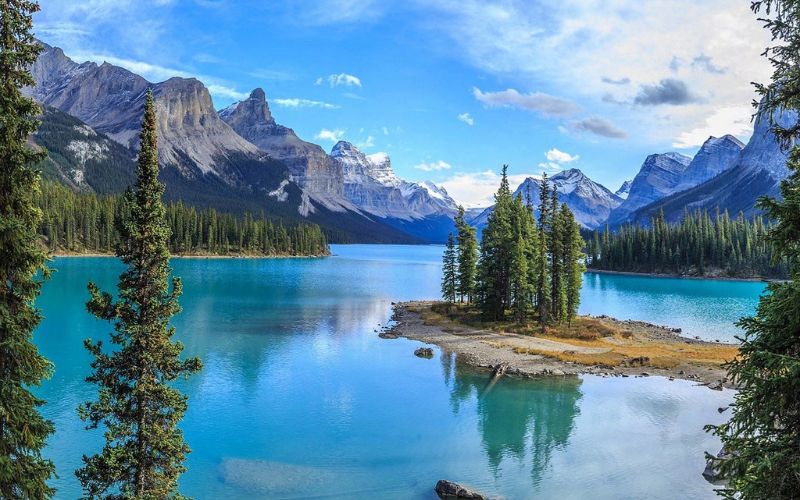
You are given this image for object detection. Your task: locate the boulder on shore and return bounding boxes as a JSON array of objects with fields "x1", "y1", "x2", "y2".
[
  {"x1": 414, "y1": 347, "x2": 434, "y2": 358},
  {"x1": 435, "y1": 479, "x2": 486, "y2": 499}
]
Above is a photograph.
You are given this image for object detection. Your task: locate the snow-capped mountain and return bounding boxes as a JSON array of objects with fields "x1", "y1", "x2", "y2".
[
  {"x1": 472, "y1": 168, "x2": 622, "y2": 229},
  {"x1": 673, "y1": 134, "x2": 744, "y2": 192},
  {"x1": 330, "y1": 141, "x2": 458, "y2": 220},
  {"x1": 625, "y1": 107, "x2": 798, "y2": 225},
  {"x1": 607, "y1": 152, "x2": 692, "y2": 225},
  {"x1": 615, "y1": 180, "x2": 632, "y2": 200}
]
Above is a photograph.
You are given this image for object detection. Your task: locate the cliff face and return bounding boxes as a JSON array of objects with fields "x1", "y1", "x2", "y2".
[
  {"x1": 220, "y1": 89, "x2": 344, "y2": 197},
  {"x1": 607, "y1": 152, "x2": 692, "y2": 225},
  {"x1": 27, "y1": 42, "x2": 260, "y2": 182},
  {"x1": 674, "y1": 135, "x2": 744, "y2": 192}
]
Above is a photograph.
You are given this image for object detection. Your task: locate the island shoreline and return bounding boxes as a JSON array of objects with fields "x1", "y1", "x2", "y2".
[{"x1": 386, "y1": 301, "x2": 737, "y2": 389}]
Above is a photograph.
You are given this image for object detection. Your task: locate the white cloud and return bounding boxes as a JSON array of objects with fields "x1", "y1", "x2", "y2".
[
  {"x1": 207, "y1": 84, "x2": 248, "y2": 100},
  {"x1": 672, "y1": 105, "x2": 753, "y2": 149},
  {"x1": 439, "y1": 169, "x2": 535, "y2": 208},
  {"x1": 473, "y1": 87, "x2": 578, "y2": 117},
  {"x1": 315, "y1": 128, "x2": 346, "y2": 142},
  {"x1": 414, "y1": 160, "x2": 453, "y2": 172},
  {"x1": 273, "y1": 98, "x2": 340, "y2": 109},
  {"x1": 420, "y1": 0, "x2": 772, "y2": 146},
  {"x1": 545, "y1": 148, "x2": 579, "y2": 163},
  {"x1": 382, "y1": 126, "x2": 390, "y2": 135},
  {"x1": 457, "y1": 112, "x2": 475, "y2": 125},
  {"x1": 316, "y1": 73, "x2": 362, "y2": 87}
]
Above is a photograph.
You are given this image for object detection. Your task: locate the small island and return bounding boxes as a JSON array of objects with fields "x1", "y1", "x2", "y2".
[{"x1": 388, "y1": 301, "x2": 737, "y2": 388}]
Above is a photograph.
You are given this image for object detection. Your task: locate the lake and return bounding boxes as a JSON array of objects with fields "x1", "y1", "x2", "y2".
[{"x1": 35, "y1": 245, "x2": 757, "y2": 499}]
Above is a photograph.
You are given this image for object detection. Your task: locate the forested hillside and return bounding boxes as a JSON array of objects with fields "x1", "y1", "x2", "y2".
[
  {"x1": 587, "y1": 209, "x2": 787, "y2": 278},
  {"x1": 36, "y1": 181, "x2": 329, "y2": 256}
]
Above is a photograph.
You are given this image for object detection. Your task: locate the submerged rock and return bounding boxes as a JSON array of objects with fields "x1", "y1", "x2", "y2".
[
  {"x1": 414, "y1": 347, "x2": 434, "y2": 358},
  {"x1": 435, "y1": 479, "x2": 486, "y2": 499},
  {"x1": 378, "y1": 331, "x2": 398, "y2": 339}
]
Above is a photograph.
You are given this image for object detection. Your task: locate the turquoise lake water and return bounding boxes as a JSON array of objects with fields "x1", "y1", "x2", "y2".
[{"x1": 34, "y1": 245, "x2": 759, "y2": 499}]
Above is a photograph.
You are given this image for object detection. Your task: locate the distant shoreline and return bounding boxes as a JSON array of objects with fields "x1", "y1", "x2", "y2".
[
  {"x1": 585, "y1": 268, "x2": 773, "y2": 283},
  {"x1": 51, "y1": 252, "x2": 329, "y2": 259}
]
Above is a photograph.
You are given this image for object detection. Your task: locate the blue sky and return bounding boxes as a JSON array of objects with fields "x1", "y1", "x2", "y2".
[{"x1": 35, "y1": 0, "x2": 772, "y2": 207}]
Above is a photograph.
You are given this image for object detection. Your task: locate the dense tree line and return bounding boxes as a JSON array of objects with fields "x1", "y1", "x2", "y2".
[
  {"x1": 587, "y1": 209, "x2": 788, "y2": 278},
  {"x1": 443, "y1": 168, "x2": 585, "y2": 326},
  {"x1": 35, "y1": 181, "x2": 329, "y2": 256}
]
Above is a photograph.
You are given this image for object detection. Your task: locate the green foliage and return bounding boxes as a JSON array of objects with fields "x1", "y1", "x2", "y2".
[
  {"x1": 441, "y1": 232, "x2": 457, "y2": 303},
  {"x1": 34, "y1": 181, "x2": 328, "y2": 257},
  {"x1": 454, "y1": 206, "x2": 478, "y2": 303},
  {"x1": 704, "y1": 2, "x2": 800, "y2": 498},
  {"x1": 474, "y1": 168, "x2": 584, "y2": 327},
  {"x1": 0, "y1": 2, "x2": 57, "y2": 497},
  {"x1": 588, "y1": 209, "x2": 787, "y2": 278},
  {"x1": 77, "y1": 92, "x2": 202, "y2": 499}
]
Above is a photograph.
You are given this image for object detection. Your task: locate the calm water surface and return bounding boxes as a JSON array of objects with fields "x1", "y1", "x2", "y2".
[{"x1": 36, "y1": 245, "x2": 751, "y2": 499}]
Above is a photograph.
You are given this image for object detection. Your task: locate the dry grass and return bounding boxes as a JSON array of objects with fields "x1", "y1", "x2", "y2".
[{"x1": 412, "y1": 301, "x2": 738, "y2": 370}]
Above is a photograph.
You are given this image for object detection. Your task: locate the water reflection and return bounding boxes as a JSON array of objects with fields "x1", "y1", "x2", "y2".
[{"x1": 448, "y1": 358, "x2": 583, "y2": 486}]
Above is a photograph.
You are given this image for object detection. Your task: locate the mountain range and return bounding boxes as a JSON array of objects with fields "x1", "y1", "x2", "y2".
[
  {"x1": 26, "y1": 40, "x2": 798, "y2": 242},
  {"x1": 26, "y1": 42, "x2": 458, "y2": 243}
]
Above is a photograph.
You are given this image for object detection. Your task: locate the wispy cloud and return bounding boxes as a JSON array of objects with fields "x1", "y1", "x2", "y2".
[
  {"x1": 457, "y1": 112, "x2": 474, "y2": 125},
  {"x1": 356, "y1": 135, "x2": 375, "y2": 148},
  {"x1": 414, "y1": 160, "x2": 453, "y2": 172},
  {"x1": 273, "y1": 98, "x2": 340, "y2": 109},
  {"x1": 315, "y1": 128, "x2": 346, "y2": 142},
  {"x1": 567, "y1": 117, "x2": 627, "y2": 139},
  {"x1": 316, "y1": 73, "x2": 362, "y2": 87},
  {"x1": 473, "y1": 87, "x2": 578, "y2": 117}
]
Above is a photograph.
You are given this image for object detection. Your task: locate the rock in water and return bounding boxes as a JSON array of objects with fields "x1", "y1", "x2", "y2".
[
  {"x1": 435, "y1": 480, "x2": 486, "y2": 499},
  {"x1": 702, "y1": 448, "x2": 732, "y2": 484},
  {"x1": 414, "y1": 347, "x2": 434, "y2": 358}
]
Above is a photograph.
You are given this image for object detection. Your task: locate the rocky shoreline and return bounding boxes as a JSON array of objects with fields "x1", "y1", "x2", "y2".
[{"x1": 385, "y1": 301, "x2": 736, "y2": 389}]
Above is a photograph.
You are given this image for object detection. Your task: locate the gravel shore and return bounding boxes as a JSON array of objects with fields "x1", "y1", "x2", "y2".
[{"x1": 385, "y1": 301, "x2": 736, "y2": 389}]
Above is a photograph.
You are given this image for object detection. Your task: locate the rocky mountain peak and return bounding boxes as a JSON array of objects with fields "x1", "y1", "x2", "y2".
[
  {"x1": 220, "y1": 87, "x2": 274, "y2": 126},
  {"x1": 615, "y1": 180, "x2": 632, "y2": 199},
  {"x1": 674, "y1": 134, "x2": 744, "y2": 192}
]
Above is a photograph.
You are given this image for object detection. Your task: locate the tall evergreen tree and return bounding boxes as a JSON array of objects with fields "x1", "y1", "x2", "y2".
[
  {"x1": 549, "y1": 191, "x2": 566, "y2": 322},
  {"x1": 536, "y1": 174, "x2": 552, "y2": 327},
  {"x1": 707, "y1": 2, "x2": 800, "y2": 497},
  {"x1": 0, "y1": 2, "x2": 57, "y2": 497},
  {"x1": 477, "y1": 166, "x2": 514, "y2": 320},
  {"x1": 441, "y1": 232, "x2": 457, "y2": 304},
  {"x1": 561, "y1": 205, "x2": 585, "y2": 325},
  {"x1": 77, "y1": 92, "x2": 202, "y2": 499},
  {"x1": 454, "y1": 206, "x2": 478, "y2": 303}
]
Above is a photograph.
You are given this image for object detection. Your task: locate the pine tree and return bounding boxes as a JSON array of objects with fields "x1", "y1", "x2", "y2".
[
  {"x1": 454, "y1": 206, "x2": 478, "y2": 303},
  {"x1": 706, "y1": 3, "x2": 800, "y2": 497},
  {"x1": 477, "y1": 166, "x2": 514, "y2": 320},
  {"x1": 561, "y1": 205, "x2": 585, "y2": 325},
  {"x1": 536, "y1": 174, "x2": 552, "y2": 328},
  {"x1": 549, "y1": 192, "x2": 566, "y2": 322},
  {"x1": 441, "y1": 232, "x2": 457, "y2": 304},
  {"x1": 0, "y1": 2, "x2": 57, "y2": 497},
  {"x1": 77, "y1": 92, "x2": 202, "y2": 499}
]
